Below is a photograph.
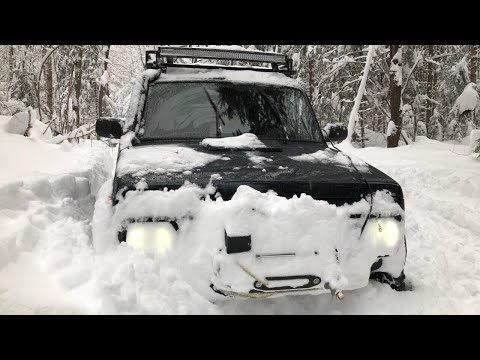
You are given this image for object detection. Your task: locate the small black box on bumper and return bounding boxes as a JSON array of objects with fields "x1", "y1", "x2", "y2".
[{"x1": 225, "y1": 231, "x2": 251, "y2": 254}]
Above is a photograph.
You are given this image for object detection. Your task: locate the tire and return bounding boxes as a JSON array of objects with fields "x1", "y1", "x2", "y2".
[{"x1": 370, "y1": 270, "x2": 407, "y2": 291}]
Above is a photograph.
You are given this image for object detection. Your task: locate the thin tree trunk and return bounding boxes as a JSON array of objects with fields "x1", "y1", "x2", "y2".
[
  {"x1": 425, "y1": 45, "x2": 435, "y2": 137},
  {"x1": 469, "y1": 45, "x2": 478, "y2": 84},
  {"x1": 64, "y1": 62, "x2": 76, "y2": 134},
  {"x1": 45, "y1": 47, "x2": 54, "y2": 116},
  {"x1": 308, "y1": 57, "x2": 313, "y2": 102},
  {"x1": 98, "y1": 45, "x2": 111, "y2": 117},
  {"x1": 73, "y1": 47, "x2": 83, "y2": 128},
  {"x1": 387, "y1": 45, "x2": 403, "y2": 148},
  {"x1": 8, "y1": 45, "x2": 14, "y2": 100},
  {"x1": 360, "y1": 115, "x2": 365, "y2": 148}
]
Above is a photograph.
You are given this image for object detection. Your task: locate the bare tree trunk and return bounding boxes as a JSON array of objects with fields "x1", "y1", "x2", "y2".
[
  {"x1": 63, "y1": 58, "x2": 76, "y2": 134},
  {"x1": 360, "y1": 115, "x2": 365, "y2": 148},
  {"x1": 308, "y1": 57, "x2": 314, "y2": 102},
  {"x1": 469, "y1": 46, "x2": 478, "y2": 84},
  {"x1": 7, "y1": 45, "x2": 14, "y2": 100},
  {"x1": 45, "y1": 47, "x2": 54, "y2": 116},
  {"x1": 98, "y1": 45, "x2": 111, "y2": 117},
  {"x1": 73, "y1": 47, "x2": 83, "y2": 128},
  {"x1": 387, "y1": 45, "x2": 403, "y2": 148},
  {"x1": 425, "y1": 45, "x2": 435, "y2": 137}
]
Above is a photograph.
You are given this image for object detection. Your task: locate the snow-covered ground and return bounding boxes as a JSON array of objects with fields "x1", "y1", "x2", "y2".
[{"x1": 0, "y1": 119, "x2": 479, "y2": 314}]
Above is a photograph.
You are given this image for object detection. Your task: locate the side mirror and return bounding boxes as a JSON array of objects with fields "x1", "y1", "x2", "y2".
[
  {"x1": 323, "y1": 123, "x2": 348, "y2": 143},
  {"x1": 96, "y1": 117, "x2": 124, "y2": 139}
]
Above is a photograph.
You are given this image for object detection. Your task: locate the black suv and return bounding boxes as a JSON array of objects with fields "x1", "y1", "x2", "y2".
[{"x1": 96, "y1": 47, "x2": 407, "y2": 300}]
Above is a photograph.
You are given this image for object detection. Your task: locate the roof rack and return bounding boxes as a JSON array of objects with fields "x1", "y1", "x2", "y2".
[{"x1": 145, "y1": 46, "x2": 294, "y2": 76}]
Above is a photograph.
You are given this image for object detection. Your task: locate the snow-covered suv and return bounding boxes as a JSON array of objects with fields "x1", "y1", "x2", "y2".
[{"x1": 95, "y1": 47, "x2": 407, "y2": 300}]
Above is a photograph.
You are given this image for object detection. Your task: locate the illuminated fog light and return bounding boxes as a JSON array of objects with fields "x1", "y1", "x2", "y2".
[
  {"x1": 382, "y1": 219, "x2": 400, "y2": 248},
  {"x1": 365, "y1": 217, "x2": 402, "y2": 249},
  {"x1": 126, "y1": 222, "x2": 177, "y2": 256}
]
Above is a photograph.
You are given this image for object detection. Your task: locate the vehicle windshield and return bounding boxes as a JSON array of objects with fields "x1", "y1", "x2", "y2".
[{"x1": 141, "y1": 81, "x2": 325, "y2": 144}]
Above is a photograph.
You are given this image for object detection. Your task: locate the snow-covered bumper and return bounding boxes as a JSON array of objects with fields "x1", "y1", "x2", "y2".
[
  {"x1": 210, "y1": 216, "x2": 407, "y2": 299},
  {"x1": 109, "y1": 184, "x2": 406, "y2": 299}
]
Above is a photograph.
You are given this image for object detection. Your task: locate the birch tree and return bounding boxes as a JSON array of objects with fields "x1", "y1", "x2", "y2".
[
  {"x1": 344, "y1": 45, "x2": 376, "y2": 145},
  {"x1": 387, "y1": 45, "x2": 403, "y2": 148}
]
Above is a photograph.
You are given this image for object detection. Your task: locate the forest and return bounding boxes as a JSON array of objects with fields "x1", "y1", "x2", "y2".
[{"x1": 0, "y1": 45, "x2": 479, "y2": 150}]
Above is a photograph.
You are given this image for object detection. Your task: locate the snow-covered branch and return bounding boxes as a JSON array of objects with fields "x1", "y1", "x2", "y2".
[{"x1": 343, "y1": 45, "x2": 376, "y2": 145}]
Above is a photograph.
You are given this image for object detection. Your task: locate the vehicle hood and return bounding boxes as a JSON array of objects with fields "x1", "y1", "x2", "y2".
[{"x1": 114, "y1": 141, "x2": 403, "y2": 207}]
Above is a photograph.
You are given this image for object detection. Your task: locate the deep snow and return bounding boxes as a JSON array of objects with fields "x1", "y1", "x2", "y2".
[{"x1": 0, "y1": 122, "x2": 479, "y2": 313}]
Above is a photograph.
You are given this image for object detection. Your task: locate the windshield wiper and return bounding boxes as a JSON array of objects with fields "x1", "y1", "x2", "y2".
[
  {"x1": 203, "y1": 87, "x2": 225, "y2": 137},
  {"x1": 255, "y1": 87, "x2": 290, "y2": 144}
]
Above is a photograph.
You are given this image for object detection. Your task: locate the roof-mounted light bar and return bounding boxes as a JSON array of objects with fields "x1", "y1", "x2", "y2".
[
  {"x1": 159, "y1": 46, "x2": 287, "y2": 64},
  {"x1": 145, "y1": 46, "x2": 294, "y2": 76}
]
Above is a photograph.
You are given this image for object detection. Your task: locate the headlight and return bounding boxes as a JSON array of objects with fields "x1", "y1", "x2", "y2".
[
  {"x1": 126, "y1": 222, "x2": 177, "y2": 256},
  {"x1": 364, "y1": 217, "x2": 402, "y2": 249}
]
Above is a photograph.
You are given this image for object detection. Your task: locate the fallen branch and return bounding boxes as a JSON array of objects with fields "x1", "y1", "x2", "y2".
[{"x1": 49, "y1": 122, "x2": 95, "y2": 144}]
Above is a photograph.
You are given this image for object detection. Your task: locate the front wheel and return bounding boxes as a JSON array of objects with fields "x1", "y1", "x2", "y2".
[{"x1": 370, "y1": 270, "x2": 408, "y2": 291}]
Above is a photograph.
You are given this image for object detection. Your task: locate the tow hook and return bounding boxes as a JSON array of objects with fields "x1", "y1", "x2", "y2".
[
  {"x1": 237, "y1": 261, "x2": 269, "y2": 286},
  {"x1": 324, "y1": 282, "x2": 345, "y2": 300}
]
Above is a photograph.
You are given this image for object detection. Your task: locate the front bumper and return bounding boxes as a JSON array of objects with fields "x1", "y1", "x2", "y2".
[{"x1": 210, "y1": 233, "x2": 407, "y2": 299}]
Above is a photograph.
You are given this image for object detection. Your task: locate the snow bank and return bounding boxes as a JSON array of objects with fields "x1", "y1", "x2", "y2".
[
  {"x1": 3, "y1": 111, "x2": 30, "y2": 135},
  {"x1": 0, "y1": 127, "x2": 218, "y2": 314},
  {"x1": 116, "y1": 144, "x2": 222, "y2": 178},
  {"x1": 470, "y1": 129, "x2": 480, "y2": 154},
  {"x1": 0, "y1": 124, "x2": 108, "y2": 187},
  {"x1": 29, "y1": 119, "x2": 53, "y2": 141},
  {"x1": 201, "y1": 133, "x2": 266, "y2": 150}
]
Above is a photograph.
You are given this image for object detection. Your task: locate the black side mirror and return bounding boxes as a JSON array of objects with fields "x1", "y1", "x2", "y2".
[
  {"x1": 96, "y1": 117, "x2": 124, "y2": 139},
  {"x1": 323, "y1": 123, "x2": 348, "y2": 143}
]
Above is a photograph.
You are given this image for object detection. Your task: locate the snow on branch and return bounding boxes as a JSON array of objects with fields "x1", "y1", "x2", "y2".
[
  {"x1": 452, "y1": 83, "x2": 479, "y2": 116},
  {"x1": 402, "y1": 49, "x2": 423, "y2": 96},
  {"x1": 103, "y1": 95, "x2": 119, "y2": 118},
  {"x1": 49, "y1": 122, "x2": 96, "y2": 144}
]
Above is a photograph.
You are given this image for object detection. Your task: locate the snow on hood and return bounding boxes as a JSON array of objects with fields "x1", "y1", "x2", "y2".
[
  {"x1": 290, "y1": 148, "x2": 370, "y2": 172},
  {"x1": 200, "y1": 133, "x2": 266, "y2": 150},
  {"x1": 116, "y1": 144, "x2": 222, "y2": 178}
]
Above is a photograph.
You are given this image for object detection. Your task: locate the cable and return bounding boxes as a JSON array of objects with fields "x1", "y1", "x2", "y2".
[{"x1": 324, "y1": 133, "x2": 373, "y2": 235}]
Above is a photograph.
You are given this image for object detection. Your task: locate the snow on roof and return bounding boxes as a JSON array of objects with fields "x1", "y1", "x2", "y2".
[{"x1": 153, "y1": 68, "x2": 303, "y2": 89}]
